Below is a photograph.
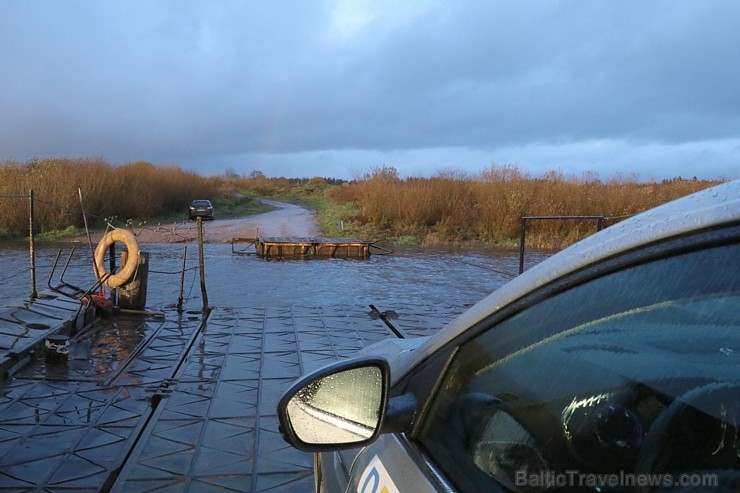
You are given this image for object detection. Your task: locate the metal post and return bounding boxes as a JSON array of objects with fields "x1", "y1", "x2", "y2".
[
  {"x1": 79, "y1": 188, "x2": 97, "y2": 278},
  {"x1": 108, "y1": 241, "x2": 116, "y2": 303},
  {"x1": 118, "y1": 251, "x2": 148, "y2": 310},
  {"x1": 597, "y1": 216, "x2": 606, "y2": 231},
  {"x1": 108, "y1": 242, "x2": 116, "y2": 279},
  {"x1": 29, "y1": 190, "x2": 37, "y2": 298},
  {"x1": 197, "y1": 217, "x2": 209, "y2": 313},
  {"x1": 177, "y1": 246, "x2": 187, "y2": 313},
  {"x1": 518, "y1": 217, "x2": 527, "y2": 275}
]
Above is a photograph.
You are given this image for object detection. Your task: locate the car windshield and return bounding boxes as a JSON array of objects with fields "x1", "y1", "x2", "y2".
[
  {"x1": 192, "y1": 200, "x2": 211, "y2": 207},
  {"x1": 419, "y1": 239, "x2": 739, "y2": 492}
]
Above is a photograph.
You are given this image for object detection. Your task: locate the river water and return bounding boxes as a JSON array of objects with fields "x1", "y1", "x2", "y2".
[{"x1": 0, "y1": 241, "x2": 552, "y2": 311}]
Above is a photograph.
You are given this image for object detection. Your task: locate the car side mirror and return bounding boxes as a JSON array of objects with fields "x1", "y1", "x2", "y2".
[{"x1": 277, "y1": 357, "x2": 391, "y2": 452}]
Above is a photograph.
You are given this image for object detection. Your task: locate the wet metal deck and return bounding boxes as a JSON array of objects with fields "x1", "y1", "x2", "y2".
[
  {"x1": 0, "y1": 292, "x2": 94, "y2": 380},
  {"x1": 0, "y1": 301, "x2": 467, "y2": 492}
]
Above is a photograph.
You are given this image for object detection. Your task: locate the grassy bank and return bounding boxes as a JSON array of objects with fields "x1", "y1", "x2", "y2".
[
  {"x1": 2, "y1": 158, "x2": 724, "y2": 249},
  {"x1": 236, "y1": 165, "x2": 724, "y2": 248}
]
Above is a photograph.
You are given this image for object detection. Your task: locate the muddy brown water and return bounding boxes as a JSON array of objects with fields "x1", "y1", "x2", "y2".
[
  {"x1": 0, "y1": 241, "x2": 551, "y2": 311},
  {"x1": 2, "y1": 201, "x2": 551, "y2": 310}
]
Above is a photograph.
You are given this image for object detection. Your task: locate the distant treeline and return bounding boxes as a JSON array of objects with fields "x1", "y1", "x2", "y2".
[
  {"x1": 0, "y1": 158, "x2": 725, "y2": 247},
  {"x1": 0, "y1": 158, "x2": 226, "y2": 236}
]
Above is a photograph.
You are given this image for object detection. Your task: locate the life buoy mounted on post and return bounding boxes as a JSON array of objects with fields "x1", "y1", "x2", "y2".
[{"x1": 94, "y1": 229, "x2": 140, "y2": 288}]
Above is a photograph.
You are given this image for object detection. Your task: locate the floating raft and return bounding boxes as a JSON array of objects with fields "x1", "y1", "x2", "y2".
[{"x1": 232, "y1": 236, "x2": 373, "y2": 259}]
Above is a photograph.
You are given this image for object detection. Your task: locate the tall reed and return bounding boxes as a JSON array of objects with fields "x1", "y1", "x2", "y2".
[
  {"x1": 0, "y1": 158, "x2": 225, "y2": 235},
  {"x1": 329, "y1": 164, "x2": 724, "y2": 247}
]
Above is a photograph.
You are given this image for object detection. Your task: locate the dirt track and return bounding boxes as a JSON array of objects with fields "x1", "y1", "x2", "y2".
[{"x1": 70, "y1": 200, "x2": 321, "y2": 244}]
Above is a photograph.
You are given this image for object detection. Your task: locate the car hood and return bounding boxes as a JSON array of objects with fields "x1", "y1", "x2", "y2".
[{"x1": 379, "y1": 180, "x2": 740, "y2": 385}]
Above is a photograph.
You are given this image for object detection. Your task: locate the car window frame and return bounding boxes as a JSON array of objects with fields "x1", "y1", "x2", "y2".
[
  {"x1": 403, "y1": 223, "x2": 739, "y2": 424},
  {"x1": 388, "y1": 223, "x2": 740, "y2": 491}
]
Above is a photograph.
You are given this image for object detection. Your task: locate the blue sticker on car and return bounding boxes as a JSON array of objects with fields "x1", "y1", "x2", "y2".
[{"x1": 358, "y1": 455, "x2": 400, "y2": 493}]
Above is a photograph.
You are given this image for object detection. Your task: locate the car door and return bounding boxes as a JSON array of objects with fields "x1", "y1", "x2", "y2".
[
  {"x1": 385, "y1": 226, "x2": 740, "y2": 492},
  {"x1": 321, "y1": 434, "x2": 446, "y2": 493}
]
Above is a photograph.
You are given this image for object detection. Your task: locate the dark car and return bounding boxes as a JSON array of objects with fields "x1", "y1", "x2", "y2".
[
  {"x1": 188, "y1": 199, "x2": 214, "y2": 220},
  {"x1": 278, "y1": 181, "x2": 740, "y2": 492}
]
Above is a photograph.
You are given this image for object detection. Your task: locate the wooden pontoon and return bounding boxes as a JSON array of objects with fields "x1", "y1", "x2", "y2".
[{"x1": 231, "y1": 237, "x2": 372, "y2": 259}]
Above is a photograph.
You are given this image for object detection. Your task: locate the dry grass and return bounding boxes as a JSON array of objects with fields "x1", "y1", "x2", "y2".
[
  {"x1": 0, "y1": 158, "x2": 226, "y2": 236},
  {"x1": 5, "y1": 158, "x2": 722, "y2": 248},
  {"x1": 328, "y1": 164, "x2": 724, "y2": 247}
]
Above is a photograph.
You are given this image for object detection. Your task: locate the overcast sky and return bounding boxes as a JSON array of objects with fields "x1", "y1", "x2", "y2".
[{"x1": 1, "y1": 0, "x2": 739, "y2": 181}]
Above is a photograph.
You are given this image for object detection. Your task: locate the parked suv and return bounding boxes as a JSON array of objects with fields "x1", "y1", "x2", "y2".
[{"x1": 188, "y1": 199, "x2": 214, "y2": 220}]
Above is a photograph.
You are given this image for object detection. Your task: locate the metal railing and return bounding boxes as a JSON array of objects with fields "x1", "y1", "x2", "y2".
[{"x1": 518, "y1": 215, "x2": 632, "y2": 274}]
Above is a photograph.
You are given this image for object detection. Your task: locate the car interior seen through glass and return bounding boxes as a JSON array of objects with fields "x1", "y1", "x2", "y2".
[{"x1": 419, "y1": 238, "x2": 739, "y2": 492}]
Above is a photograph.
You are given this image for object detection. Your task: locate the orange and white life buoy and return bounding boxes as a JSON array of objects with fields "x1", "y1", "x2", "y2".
[{"x1": 94, "y1": 229, "x2": 140, "y2": 288}]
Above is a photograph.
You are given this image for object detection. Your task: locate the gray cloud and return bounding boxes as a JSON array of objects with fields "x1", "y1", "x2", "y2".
[{"x1": 1, "y1": 0, "x2": 738, "y2": 180}]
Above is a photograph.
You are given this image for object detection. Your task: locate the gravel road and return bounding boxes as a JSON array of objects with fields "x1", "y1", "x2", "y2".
[{"x1": 69, "y1": 199, "x2": 321, "y2": 244}]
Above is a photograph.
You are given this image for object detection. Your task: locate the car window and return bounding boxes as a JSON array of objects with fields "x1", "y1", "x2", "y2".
[{"x1": 418, "y1": 241, "x2": 739, "y2": 492}]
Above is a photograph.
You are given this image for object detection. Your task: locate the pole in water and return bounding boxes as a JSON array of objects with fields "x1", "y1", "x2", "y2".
[
  {"x1": 29, "y1": 189, "x2": 37, "y2": 298},
  {"x1": 118, "y1": 251, "x2": 149, "y2": 310},
  {"x1": 177, "y1": 245, "x2": 187, "y2": 313},
  {"x1": 197, "y1": 217, "x2": 209, "y2": 313},
  {"x1": 108, "y1": 240, "x2": 116, "y2": 303},
  {"x1": 79, "y1": 187, "x2": 100, "y2": 286}
]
